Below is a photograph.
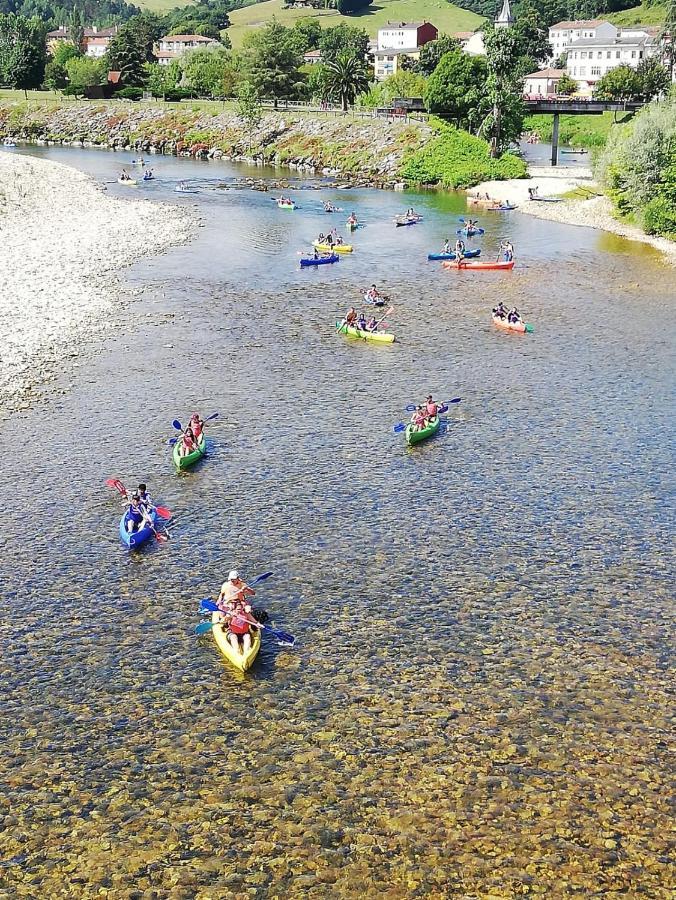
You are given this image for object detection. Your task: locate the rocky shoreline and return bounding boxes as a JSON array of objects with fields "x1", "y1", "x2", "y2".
[
  {"x1": 0, "y1": 153, "x2": 195, "y2": 414},
  {"x1": 0, "y1": 102, "x2": 430, "y2": 188}
]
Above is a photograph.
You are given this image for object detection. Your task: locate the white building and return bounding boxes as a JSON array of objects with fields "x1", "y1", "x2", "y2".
[
  {"x1": 566, "y1": 29, "x2": 658, "y2": 93},
  {"x1": 155, "y1": 34, "x2": 221, "y2": 66},
  {"x1": 373, "y1": 21, "x2": 438, "y2": 81},
  {"x1": 548, "y1": 20, "x2": 616, "y2": 62},
  {"x1": 454, "y1": 31, "x2": 485, "y2": 56},
  {"x1": 523, "y1": 68, "x2": 566, "y2": 97}
]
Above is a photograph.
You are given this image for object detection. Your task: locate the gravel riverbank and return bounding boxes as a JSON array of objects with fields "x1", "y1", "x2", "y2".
[
  {"x1": 469, "y1": 166, "x2": 676, "y2": 263},
  {"x1": 0, "y1": 153, "x2": 195, "y2": 413}
]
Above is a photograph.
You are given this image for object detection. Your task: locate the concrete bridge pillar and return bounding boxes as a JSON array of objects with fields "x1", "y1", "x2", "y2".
[{"x1": 551, "y1": 112, "x2": 559, "y2": 167}]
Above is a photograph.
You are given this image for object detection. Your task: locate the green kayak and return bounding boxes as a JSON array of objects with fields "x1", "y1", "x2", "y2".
[
  {"x1": 405, "y1": 416, "x2": 440, "y2": 447},
  {"x1": 172, "y1": 433, "x2": 206, "y2": 471}
]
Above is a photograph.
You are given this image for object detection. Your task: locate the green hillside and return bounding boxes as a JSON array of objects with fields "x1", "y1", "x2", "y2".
[
  {"x1": 227, "y1": 0, "x2": 483, "y2": 47},
  {"x1": 608, "y1": 2, "x2": 666, "y2": 25},
  {"x1": 135, "y1": 0, "x2": 195, "y2": 12}
]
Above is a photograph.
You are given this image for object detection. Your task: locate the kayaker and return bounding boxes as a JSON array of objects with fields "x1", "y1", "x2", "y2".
[
  {"x1": 365, "y1": 284, "x2": 382, "y2": 304},
  {"x1": 137, "y1": 483, "x2": 153, "y2": 511},
  {"x1": 345, "y1": 307, "x2": 358, "y2": 326},
  {"x1": 410, "y1": 406, "x2": 426, "y2": 431},
  {"x1": 356, "y1": 312, "x2": 367, "y2": 330},
  {"x1": 325, "y1": 233, "x2": 334, "y2": 248},
  {"x1": 442, "y1": 239, "x2": 451, "y2": 254},
  {"x1": 507, "y1": 307, "x2": 521, "y2": 324},
  {"x1": 493, "y1": 301, "x2": 508, "y2": 320},
  {"x1": 125, "y1": 493, "x2": 152, "y2": 534},
  {"x1": 120, "y1": 169, "x2": 130, "y2": 181},
  {"x1": 178, "y1": 426, "x2": 197, "y2": 457},
  {"x1": 336, "y1": 235, "x2": 344, "y2": 246},
  {"x1": 366, "y1": 315, "x2": 378, "y2": 332},
  {"x1": 313, "y1": 247, "x2": 320, "y2": 260},
  {"x1": 501, "y1": 241, "x2": 514, "y2": 262},
  {"x1": 455, "y1": 238, "x2": 465, "y2": 256},
  {"x1": 424, "y1": 395, "x2": 438, "y2": 420},
  {"x1": 190, "y1": 413, "x2": 204, "y2": 439},
  {"x1": 216, "y1": 571, "x2": 257, "y2": 654},
  {"x1": 217, "y1": 570, "x2": 256, "y2": 607}
]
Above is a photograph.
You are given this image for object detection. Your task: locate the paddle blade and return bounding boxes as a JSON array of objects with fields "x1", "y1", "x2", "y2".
[
  {"x1": 168, "y1": 437, "x2": 178, "y2": 445},
  {"x1": 172, "y1": 419, "x2": 182, "y2": 431},
  {"x1": 437, "y1": 404, "x2": 448, "y2": 414},
  {"x1": 251, "y1": 571, "x2": 273, "y2": 586},
  {"x1": 405, "y1": 404, "x2": 416, "y2": 412},
  {"x1": 154, "y1": 531, "x2": 169, "y2": 543},
  {"x1": 194, "y1": 621, "x2": 215, "y2": 635},
  {"x1": 205, "y1": 412, "x2": 219, "y2": 421},
  {"x1": 154, "y1": 506, "x2": 171, "y2": 519},
  {"x1": 268, "y1": 627, "x2": 295, "y2": 646},
  {"x1": 447, "y1": 397, "x2": 462, "y2": 404},
  {"x1": 200, "y1": 599, "x2": 220, "y2": 612},
  {"x1": 106, "y1": 478, "x2": 127, "y2": 496},
  {"x1": 393, "y1": 423, "x2": 406, "y2": 433}
]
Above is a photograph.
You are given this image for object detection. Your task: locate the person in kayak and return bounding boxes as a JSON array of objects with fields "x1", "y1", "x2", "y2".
[
  {"x1": 493, "y1": 301, "x2": 508, "y2": 320},
  {"x1": 178, "y1": 425, "x2": 197, "y2": 457},
  {"x1": 190, "y1": 413, "x2": 204, "y2": 440},
  {"x1": 442, "y1": 239, "x2": 451, "y2": 254},
  {"x1": 410, "y1": 406, "x2": 426, "y2": 431},
  {"x1": 125, "y1": 493, "x2": 152, "y2": 534},
  {"x1": 217, "y1": 570, "x2": 257, "y2": 654},
  {"x1": 454, "y1": 238, "x2": 465, "y2": 260},
  {"x1": 345, "y1": 307, "x2": 358, "y2": 327},
  {"x1": 507, "y1": 307, "x2": 522, "y2": 324},
  {"x1": 424, "y1": 395, "x2": 439, "y2": 421},
  {"x1": 365, "y1": 315, "x2": 378, "y2": 332},
  {"x1": 356, "y1": 312, "x2": 367, "y2": 330},
  {"x1": 365, "y1": 284, "x2": 383, "y2": 304},
  {"x1": 137, "y1": 483, "x2": 153, "y2": 511},
  {"x1": 119, "y1": 169, "x2": 131, "y2": 181}
]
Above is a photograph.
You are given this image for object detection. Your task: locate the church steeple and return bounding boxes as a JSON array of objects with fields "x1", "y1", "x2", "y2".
[{"x1": 495, "y1": 0, "x2": 514, "y2": 27}]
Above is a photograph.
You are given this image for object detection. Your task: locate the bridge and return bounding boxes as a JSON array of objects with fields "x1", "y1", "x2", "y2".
[{"x1": 522, "y1": 98, "x2": 646, "y2": 165}]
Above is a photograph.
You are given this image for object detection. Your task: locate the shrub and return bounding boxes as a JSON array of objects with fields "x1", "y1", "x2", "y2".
[
  {"x1": 643, "y1": 196, "x2": 676, "y2": 239},
  {"x1": 399, "y1": 119, "x2": 526, "y2": 188},
  {"x1": 115, "y1": 87, "x2": 144, "y2": 101},
  {"x1": 164, "y1": 88, "x2": 192, "y2": 102}
]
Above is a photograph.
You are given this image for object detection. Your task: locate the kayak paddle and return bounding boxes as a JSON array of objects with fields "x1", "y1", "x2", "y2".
[
  {"x1": 173, "y1": 412, "x2": 218, "y2": 433},
  {"x1": 106, "y1": 478, "x2": 172, "y2": 520},
  {"x1": 197, "y1": 601, "x2": 294, "y2": 646},
  {"x1": 197, "y1": 572, "x2": 274, "y2": 611},
  {"x1": 404, "y1": 398, "x2": 461, "y2": 412}
]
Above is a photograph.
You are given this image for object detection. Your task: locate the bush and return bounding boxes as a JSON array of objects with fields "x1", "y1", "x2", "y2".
[
  {"x1": 399, "y1": 119, "x2": 526, "y2": 188},
  {"x1": 164, "y1": 88, "x2": 192, "y2": 102},
  {"x1": 596, "y1": 95, "x2": 676, "y2": 240},
  {"x1": 115, "y1": 86, "x2": 144, "y2": 101}
]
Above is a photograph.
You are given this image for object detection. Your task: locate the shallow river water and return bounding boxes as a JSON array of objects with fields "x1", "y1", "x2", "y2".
[{"x1": 1, "y1": 147, "x2": 674, "y2": 898}]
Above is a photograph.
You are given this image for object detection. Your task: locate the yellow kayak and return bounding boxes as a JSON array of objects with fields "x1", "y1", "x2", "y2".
[
  {"x1": 314, "y1": 241, "x2": 353, "y2": 253},
  {"x1": 336, "y1": 321, "x2": 395, "y2": 343},
  {"x1": 211, "y1": 613, "x2": 261, "y2": 672}
]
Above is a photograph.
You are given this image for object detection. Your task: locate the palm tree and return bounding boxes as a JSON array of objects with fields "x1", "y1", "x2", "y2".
[{"x1": 325, "y1": 50, "x2": 370, "y2": 112}]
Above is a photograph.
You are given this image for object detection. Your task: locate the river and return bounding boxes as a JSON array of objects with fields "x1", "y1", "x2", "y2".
[{"x1": 1, "y1": 146, "x2": 673, "y2": 897}]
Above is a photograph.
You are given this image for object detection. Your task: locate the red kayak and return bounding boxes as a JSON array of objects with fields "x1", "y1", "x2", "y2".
[{"x1": 443, "y1": 260, "x2": 515, "y2": 271}]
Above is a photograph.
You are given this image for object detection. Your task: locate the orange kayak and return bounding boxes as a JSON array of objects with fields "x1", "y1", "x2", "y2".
[
  {"x1": 492, "y1": 315, "x2": 533, "y2": 334},
  {"x1": 443, "y1": 259, "x2": 514, "y2": 271}
]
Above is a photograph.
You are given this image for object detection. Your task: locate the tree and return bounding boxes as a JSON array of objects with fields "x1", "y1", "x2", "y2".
[
  {"x1": 512, "y1": 4, "x2": 551, "y2": 77},
  {"x1": 236, "y1": 80, "x2": 263, "y2": 151},
  {"x1": 107, "y1": 18, "x2": 156, "y2": 86},
  {"x1": 325, "y1": 48, "x2": 370, "y2": 111},
  {"x1": 482, "y1": 24, "x2": 525, "y2": 157},
  {"x1": 414, "y1": 35, "x2": 462, "y2": 76},
  {"x1": 68, "y1": 6, "x2": 84, "y2": 53},
  {"x1": 336, "y1": 0, "x2": 373, "y2": 11},
  {"x1": 358, "y1": 69, "x2": 427, "y2": 107},
  {"x1": 144, "y1": 60, "x2": 180, "y2": 98},
  {"x1": 556, "y1": 72, "x2": 577, "y2": 95},
  {"x1": 288, "y1": 17, "x2": 322, "y2": 54},
  {"x1": 593, "y1": 65, "x2": 642, "y2": 101},
  {"x1": 64, "y1": 55, "x2": 105, "y2": 96},
  {"x1": 43, "y1": 39, "x2": 80, "y2": 91},
  {"x1": 635, "y1": 57, "x2": 670, "y2": 101},
  {"x1": 319, "y1": 23, "x2": 370, "y2": 63},
  {"x1": 660, "y1": 0, "x2": 675, "y2": 80},
  {"x1": 52, "y1": 39, "x2": 81, "y2": 68},
  {"x1": 248, "y1": 21, "x2": 305, "y2": 107},
  {"x1": 424, "y1": 49, "x2": 487, "y2": 126},
  {"x1": 0, "y1": 13, "x2": 46, "y2": 97},
  {"x1": 181, "y1": 46, "x2": 231, "y2": 97}
]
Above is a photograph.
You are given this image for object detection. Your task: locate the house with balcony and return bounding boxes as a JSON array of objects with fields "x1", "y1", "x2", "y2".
[
  {"x1": 46, "y1": 25, "x2": 118, "y2": 57},
  {"x1": 373, "y1": 21, "x2": 438, "y2": 81},
  {"x1": 155, "y1": 34, "x2": 222, "y2": 65}
]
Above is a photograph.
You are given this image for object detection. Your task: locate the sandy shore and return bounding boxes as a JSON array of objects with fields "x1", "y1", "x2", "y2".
[
  {"x1": 0, "y1": 153, "x2": 195, "y2": 412},
  {"x1": 468, "y1": 166, "x2": 676, "y2": 263}
]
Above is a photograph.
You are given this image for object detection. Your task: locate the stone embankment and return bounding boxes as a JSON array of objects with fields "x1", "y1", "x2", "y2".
[{"x1": 0, "y1": 102, "x2": 431, "y2": 186}]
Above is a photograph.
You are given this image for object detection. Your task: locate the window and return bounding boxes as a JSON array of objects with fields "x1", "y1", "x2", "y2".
[
  {"x1": 572, "y1": 66, "x2": 576, "y2": 75},
  {"x1": 616, "y1": 51, "x2": 620, "y2": 58},
  {"x1": 606, "y1": 51, "x2": 611, "y2": 58},
  {"x1": 580, "y1": 66, "x2": 586, "y2": 76},
  {"x1": 597, "y1": 51, "x2": 602, "y2": 59},
  {"x1": 581, "y1": 51, "x2": 586, "y2": 59},
  {"x1": 639, "y1": 50, "x2": 643, "y2": 58},
  {"x1": 591, "y1": 66, "x2": 601, "y2": 76},
  {"x1": 631, "y1": 50, "x2": 636, "y2": 58}
]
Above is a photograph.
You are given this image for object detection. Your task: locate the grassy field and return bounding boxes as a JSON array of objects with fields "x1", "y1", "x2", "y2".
[
  {"x1": 134, "y1": 0, "x2": 195, "y2": 12},
  {"x1": 608, "y1": 2, "x2": 666, "y2": 25},
  {"x1": 227, "y1": 0, "x2": 483, "y2": 47},
  {"x1": 524, "y1": 111, "x2": 634, "y2": 149}
]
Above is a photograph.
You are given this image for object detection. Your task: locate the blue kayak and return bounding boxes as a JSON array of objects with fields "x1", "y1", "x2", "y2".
[
  {"x1": 456, "y1": 227, "x2": 485, "y2": 236},
  {"x1": 300, "y1": 254, "x2": 339, "y2": 267},
  {"x1": 395, "y1": 218, "x2": 422, "y2": 227},
  {"x1": 119, "y1": 509, "x2": 157, "y2": 549},
  {"x1": 428, "y1": 248, "x2": 481, "y2": 261}
]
